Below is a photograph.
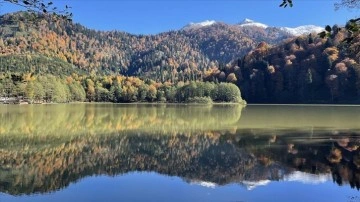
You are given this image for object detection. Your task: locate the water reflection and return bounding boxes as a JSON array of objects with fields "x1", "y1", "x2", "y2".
[
  {"x1": 0, "y1": 104, "x2": 360, "y2": 196},
  {"x1": 0, "y1": 104, "x2": 242, "y2": 138},
  {"x1": 1, "y1": 130, "x2": 360, "y2": 194}
]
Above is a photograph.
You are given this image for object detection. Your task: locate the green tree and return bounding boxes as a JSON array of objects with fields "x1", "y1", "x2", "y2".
[
  {"x1": 86, "y1": 79, "x2": 96, "y2": 102},
  {"x1": 156, "y1": 90, "x2": 166, "y2": 102},
  {"x1": 33, "y1": 80, "x2": 45, "y2": 102},
  {"x1": 164, "y1": 86, "x2": 176, "y2": 102},
  {"x1": 0, "y1": 82, "x2": 4, "y2": 97},
  {"x1": 51, "y1": 77, "x2": 70, "y2": 103},
  {"x1": 25, "y1": 81, "x2": 35, "y2": 100},
  {"x1": 69, "y1": 82, "x2": 86, "y2": 101},
  {"x1": 121, "y1": 85, "x2": 138, "y2": 102},
  {"x1": 2, "y1": 78, "x2": 15, "y2": 97},
  {"x1": 109, "y1": 81, "x2": 122, "y2": 102},
  {"x1": 137, "y1": 84, "x2": 149, "y2": 102},
  {"x1": 15, "y1": 82, "x2": 27, "y2": 97},
  {"x1": 213, "y1": 83, "x2": 243, "y2": 103},
  {"x1": 95, "y1": 85, "x2": 111, "y2": 102}
]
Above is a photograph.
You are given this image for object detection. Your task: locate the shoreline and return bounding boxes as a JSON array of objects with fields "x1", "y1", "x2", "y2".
[
  {"x1": 2, "y1": 101, "x2": 360, "y2": 107},
  {"x1": 0, "y1": 101, "x2": 245, "y2": 106}
]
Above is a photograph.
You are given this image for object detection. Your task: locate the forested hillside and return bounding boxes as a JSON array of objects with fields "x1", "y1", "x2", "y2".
[
  {"x1": 205, "y1": 23, "x2": 360, "y2": 103},
  {"x1": 0, "y1": 12, "x2": 359, "y2": 104},
  {"x1": 0, "y1": 12, "x2": 293, "y2": 80}
]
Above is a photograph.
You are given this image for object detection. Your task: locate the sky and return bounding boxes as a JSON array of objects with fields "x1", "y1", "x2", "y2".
[{"x1": 0, "y1": 0, "x2": 359, "y2": 34}]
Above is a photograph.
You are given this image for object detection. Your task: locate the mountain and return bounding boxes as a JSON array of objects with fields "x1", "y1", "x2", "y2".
[
  {"x1": 182, "y1": 20, "x2": 217, "y2": 30},
  {"x1": 184, "y1": 19, "x2": 324, "y2": 37},
  {"x1": 280, "y1": 25, "x2": 324, "y2": 36},
  {"x1": 0, "y1": 12, "x2": 324, "y2": 83},
  {"x1": 237, "y1": 18, "x2": 268, "y2": 29},
  {"x1": 179, "y1": 22, "x2": 293, "y2": 66},
  {"x1": 237, "y1": 18, "x2": 324, "y2": 36},
  {"x1": 0, "y1": 12, "x2": 311, "y2": 82}
]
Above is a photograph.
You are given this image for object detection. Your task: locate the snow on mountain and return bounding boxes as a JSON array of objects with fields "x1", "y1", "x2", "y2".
[
  {"x1": 182, "y1": 20, "x2": 217, "y2": 30},
  {"x1": 238, "y1": 18, "x2": 268, "y2": 29},
  {"x1": 237, "y1": 18, "x2": 323, "y2": 36},
  {"x1": 182, "y1": 18, "x2": 323, "y2": 36},
  {"x1": 280, "y1": 25, "x2": 324, "y2": 36}
]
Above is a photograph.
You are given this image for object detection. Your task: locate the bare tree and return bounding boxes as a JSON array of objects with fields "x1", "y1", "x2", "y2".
[
  {"x1": 0, "y1": 0, "x2": 71, "y2": 20},
  {"x1": 335, "y1": 0, "x2": 360, "y2": 10},
  {"x1": 280, "y1": 0, "x2": 360, "y2": 9}
]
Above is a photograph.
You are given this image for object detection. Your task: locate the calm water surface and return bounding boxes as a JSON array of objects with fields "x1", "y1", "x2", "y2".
[{"x1": 0, "y1": 104, "x2": 360, "y2": 202}]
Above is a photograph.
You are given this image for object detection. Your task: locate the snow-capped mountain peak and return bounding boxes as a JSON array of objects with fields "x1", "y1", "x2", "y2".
[
  {"x1": 238, "y1": 18, "x2": 323, "y2": 36},
  {"x1": 280, "y1": 25, "x2": 324, "y2": 36},
  {"x1": 182, "y1": 20, "x2": 217, "y2": 30},
  {"x1": 242, "y1": 18, "x2": 255, "y2": 24},
  {"x1": 238, "y1": 18, "x2": 268, "y2": 29},
  {"x1": 182, "y1": 18, "x2": 323, "y2": 36}
]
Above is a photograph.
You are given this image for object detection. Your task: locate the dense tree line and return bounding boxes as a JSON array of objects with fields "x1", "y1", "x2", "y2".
[{"x1": 0, "y1": 72, "x2": 244, "y2": 104}]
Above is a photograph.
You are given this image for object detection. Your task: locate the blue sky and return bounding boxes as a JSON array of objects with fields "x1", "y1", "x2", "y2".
[{"x1": 1, "y1": 0, "x2": 359, "y2": 34}]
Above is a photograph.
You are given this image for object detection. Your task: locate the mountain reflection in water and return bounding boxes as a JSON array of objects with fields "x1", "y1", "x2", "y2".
[{"x1": 0, "y1": 104, "x2": 360, "y2": 197}]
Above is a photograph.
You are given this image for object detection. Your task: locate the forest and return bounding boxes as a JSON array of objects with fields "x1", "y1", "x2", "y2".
[
  {"x1": 205, "y1": 24, "x2": 360, "y2": 103},
  {"x1": 0, "y1": 11, "x2": 359, "y2": 104}
]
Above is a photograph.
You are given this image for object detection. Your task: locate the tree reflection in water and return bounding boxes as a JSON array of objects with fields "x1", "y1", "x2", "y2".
[{"x1": 0, "y1": 104, "x2": 360, "y2": 195}]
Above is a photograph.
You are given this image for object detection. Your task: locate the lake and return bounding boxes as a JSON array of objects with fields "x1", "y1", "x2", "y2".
[{"x1": 0, "y1": 103, "x2": 360, "y2": 202}]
